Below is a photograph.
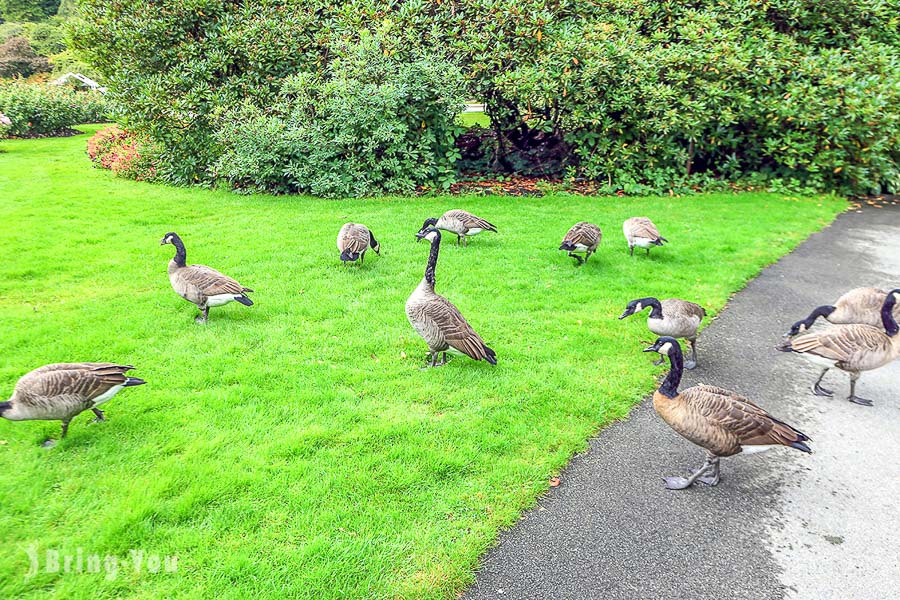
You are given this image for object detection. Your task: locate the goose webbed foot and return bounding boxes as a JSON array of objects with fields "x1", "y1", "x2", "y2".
[
  {"x1": 684, "y1": 360, "x2": 697, "y2": 370},
  {"x1": 41, "y1": 439, "x2": 57, "y2": 449},
  {"x1": 848, "y1": 395, "x2": 874, "y2": 407},
  {"x1": 568, "y1": 252, "x2": 584, "y2": 265},
  {"x1": 664, "y1": 457, "x2": 719, "y2": 490},
  {"x1": 813, "y1": 382, "x2": 833, "y2": 397},
  {"x1": 195, "y1": 307, "x2": 209, "y2": 324},
  {"x1": 91, "y1": 408, "x2": 106, "y2": 423}
]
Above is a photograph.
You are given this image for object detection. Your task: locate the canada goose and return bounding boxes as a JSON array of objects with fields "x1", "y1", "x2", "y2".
[
  {"x1": 1, "y1": 363, "x2": 146, "y2": 447},
  {"x1": 788, "y1": 287, "x2": 900, "y2": 336},
  {"x1": 405, "y1": 227, "x2": 497, "y2": 367},
  {"x1": 418, "y1": 209, "x2": 497, "y2": 246},
  {"x1": 645, "y1": 337, "x2": 811, "y2": 490},
  {"x1": 559, "y1": 222, "x2": 602, "y2": 265},
  {"x1": 619, "y1": 298, "x2": 706, "y2": 369},
  {"x1": 623, "y1": 217, "x2": 667, "y2": 256},
  {"x1": 337, "y1": 223, "x2": 380, "y2": 264},
  {"x1": 777, "y1": 288, "x2": 900, "y2": 406},
  {"x1": 160, "y1": 232, "x2": 254, "y2": 323}
]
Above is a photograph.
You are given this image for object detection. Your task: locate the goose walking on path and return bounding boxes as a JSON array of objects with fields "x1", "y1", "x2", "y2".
[
  {"x1": 619, "y1": 297, "x2": 706, "y2": 369},
  {"x1": 160, "y1": 232, "x2": 254, "y2": 323},
  {"x1": 623, "y1": 217, "x2": 667, "y2": 256},
  {"x1": 777, "y1": 288, "x2": 900, "y2": 406},
  {"x1": 405, "y1": 227, "x2": 497, "y2": 367},
  {"x1": 1, "y1": 363, "x2": 146, "y2": 446},
  {"x1": 337, "y1": 223, "x2": 380, "y2": 264},
  {"x1": 418, "y1": 210, "x2": 497, "y2": 247},
  {"x1": 644, "y1": 337, "x2": 811, "y2": 490},
  {"x1": 788, "y1": 287, "x2": 900, "y2": 336},
  {"x1": 559, "y1": 222, "x2": 602, "y2": 265}
]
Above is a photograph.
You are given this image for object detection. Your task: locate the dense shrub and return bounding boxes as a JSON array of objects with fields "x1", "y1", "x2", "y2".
[
  {"x1": 213, "y1": 30, "x2": 464, "y2": 197},
  {"x1": 73, "y1": 0, "x2": 900, "y2": 196},
  {"x1": 86, "y1": 125, "x2": 159, "y2": 180},
  {"x1": 0, "y1": 81, "x2": 110, "y2": 136},
  {"x1": 0, "y1": 36, "x2": 50, "y2": 78}
]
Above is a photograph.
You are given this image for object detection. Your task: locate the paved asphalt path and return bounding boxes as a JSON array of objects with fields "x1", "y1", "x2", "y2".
[{"x1": 465, "y1": 204, "x2": 900, "y2": 600}]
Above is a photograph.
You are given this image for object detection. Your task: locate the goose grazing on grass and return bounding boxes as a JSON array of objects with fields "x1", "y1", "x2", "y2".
[
  {"x1": 160, "y1": 232, "x2": 254, "y2": 323},
  {"x1": 777, "y1": 288, "x2": 900, "y2": 406},
  {"x1": 623, "y1": 217, "x2": 667, "y2": 256},
  {"x1": 337, "y1": 222, "x2": 380, "y2": 264},
  {"x1": 645, "y1": 337, "x2": 811, "y2": 490},
  {"x1": 419, "y1": 209, "x2": 497, "y2": 246},
  {"x1": 788, "y1": 286, "x2": 900, "y2": 336},
  {"x1": 619, "y1": 297, "x2": 706, "y2": 369},
  {"x1": 559, "y1": 222, "x2": 602, "y2": 265},
  {"x1": 405, "y1": 227, "x2": 497, "y2": 368},
  {"x1": 1, "y1": 363, "x2": 146, "y2": 447}
]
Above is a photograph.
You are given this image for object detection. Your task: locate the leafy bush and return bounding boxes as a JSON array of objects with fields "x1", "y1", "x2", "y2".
[
  {"x1": 86, "y1": 125, "x2": 159, "y2": 180},
  {"x1": 0, "y1": 36, "x2": 50, "y2": 78},
  {"x1": 0, "y1": 81, "x2": 110, "y2": 136},
  {"x1": 213, "y1": 30, "x2": 464, "y2": 197},
  {"x1": 73, "y1": 0, "x2": 900, "y2": 196}
]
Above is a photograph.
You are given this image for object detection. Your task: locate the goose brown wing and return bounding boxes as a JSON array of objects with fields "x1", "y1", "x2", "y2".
[
  {"x1": 665, "y1": 299, "x2": 706, "y2": 320},
  {"x1": 182, "y1": 264, "x2": 249, "y2": 295},
  {"x1": 338, "y1": 223, "x2": 369, "y2": 254},
  {"x1": 628, "y1": 217, "x2": 661, "y2": 239},
  {"x1": 447, "y1": 210, "x2": 497, "y2": 232},
  {"x1": 788, "y1": 325, "x2": 888, "y2": 362},
  {"x1": 682, "y1": 385, "x2": 805, "y2": 448},
  {"x1": 564, "y1": 222, "x2": 601, "y2": 246},
  {"x1": 17, "y1": 363, "x2": 133, "y2": 402},
  {"x1": 422, "y1": 295, "x2": 492, "y2": 360}
]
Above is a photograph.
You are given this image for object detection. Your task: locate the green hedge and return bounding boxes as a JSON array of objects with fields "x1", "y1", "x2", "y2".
[
  {"x1": 213, "y1": 29, "x2": 464, "y2": 197},
  {"x1": 0, "y1": 81, "x2": 110, "y2": 136},
  {"x1": 73, "y1": 0, "x2": 900, "y2": 196}
]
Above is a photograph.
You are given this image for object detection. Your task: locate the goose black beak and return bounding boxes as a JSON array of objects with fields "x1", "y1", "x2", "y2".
[
  {"x1": 618, "y1": 311, "x2": 630, "y2": 320},
  {"x1": 159, "y1": 238, "x2": 168, "y2": 245},
  {"x1": 415, "y1": 232, "x2": 425, "y2": 242},
  {"x1": 643, "y1": 344, "x2": 658, "y2": 353}
]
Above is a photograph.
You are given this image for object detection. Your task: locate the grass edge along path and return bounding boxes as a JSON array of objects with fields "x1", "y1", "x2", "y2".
[{"x1": 0, "y1": 126, "x2": 845, "y2": 599}]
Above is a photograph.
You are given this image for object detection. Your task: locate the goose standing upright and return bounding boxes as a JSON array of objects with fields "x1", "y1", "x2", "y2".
[
  {"x1": 1, "y1": 363, "x2": 146, "y2": 446},
  {"x1": 644, "y1": 337, "x2": 811, "y2": 490},
  {"x1": 337, "y1": 223, "x2": 380, "y2": 264},
  {"x1": 787, "y1": 287, "x2": 900, "y2": 336},
  {"x1": 418, "y1": 210, "x2": 497, "y2": 246},
  {"x1": 777, "y1": 288, "x2": 900, "y2": 406},
  {"x1": 160, "y1": 232, "x2": 254, "y2": 323},
  {"x1": 559, "y1": 222, "x2": 602, "y2": 265},
  {"x1": 405, "y1": 227, "x2": 497, "y2": 367},
  {"x1": 619, "y1": 297, "x2": 706, "y2": 369},
  {"x1": 623, "y1": 217, "x2": 667, "y2": 256}
]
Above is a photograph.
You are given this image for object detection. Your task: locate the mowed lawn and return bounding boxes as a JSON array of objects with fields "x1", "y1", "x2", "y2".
[{"x1": 0, "y1": 126, "x2": 844, "y2": 599}]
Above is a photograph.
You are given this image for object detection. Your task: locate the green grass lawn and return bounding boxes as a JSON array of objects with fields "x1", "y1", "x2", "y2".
[
  {"x1": 458, "y1": 111, "x2": 490, "y2": 128},
  {"x1": 0, "y1": 126, "x2": 844, "y2": 599}
]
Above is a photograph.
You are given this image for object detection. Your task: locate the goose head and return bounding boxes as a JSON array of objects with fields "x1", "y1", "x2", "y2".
[
  {"x1": 160, "y1": 232, "x2": 180, "y2": 246},
  {"x1": 644, "y1": 336, "x2": 680, "y2": 356},
  {"x1": 619, "y1": 298, "x2": 649, "y2": 320},
  {"x1": 418, "y1": 218, "x2": 438, "y2": 234},
  {"x1": 415, "y1": 227, "x2": 441, "y2": 244},
  {"x1": 787, "y1": 319, "x2": 808, "y2": 337},
  {"x1": 369, "y1": 232, "x2": 381, "y2": 255}
]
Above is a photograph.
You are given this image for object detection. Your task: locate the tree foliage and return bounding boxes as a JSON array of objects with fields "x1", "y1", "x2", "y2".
[{"x1": 72, "y1": 0, "x2": 900, "y2": 196}]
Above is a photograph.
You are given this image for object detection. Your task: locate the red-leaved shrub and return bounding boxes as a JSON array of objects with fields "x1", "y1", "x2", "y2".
[{"x1": 86, "y1": 126, "x2": 159, "y2": 181}]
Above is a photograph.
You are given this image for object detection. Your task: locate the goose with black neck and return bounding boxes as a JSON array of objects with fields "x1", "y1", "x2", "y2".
[
  {"x1": 405, "y1": 227, "x2": 497, "y2": 368},
  {"x1": 644, "y1": 336, "x2": 811, "y2": 490},
  {"x1": 778, "y1": 288, "x2": 900, "y2": 406},
  {"x1": 160, "y1": 232, "x2": 254, "y2": 324},
  {"x1": 620, "y1": 297, "x2": 706, "y2": 369}
]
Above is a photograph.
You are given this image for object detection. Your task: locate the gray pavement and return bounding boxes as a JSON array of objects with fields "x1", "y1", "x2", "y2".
[{"x1": 465, "y1": 203, "x2": 900, "y2": 600}]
